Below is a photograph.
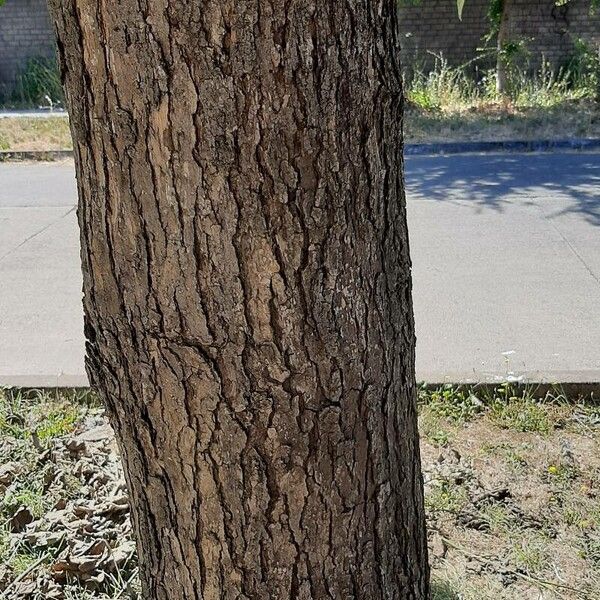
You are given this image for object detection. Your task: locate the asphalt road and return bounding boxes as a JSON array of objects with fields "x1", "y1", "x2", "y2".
[{"x1": 1, "y1": 153, "x2": 599, "y2": 386}]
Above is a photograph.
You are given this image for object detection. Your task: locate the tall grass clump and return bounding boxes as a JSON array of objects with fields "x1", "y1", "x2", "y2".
[
  {"x1": 12, "y1": 57, "x2": 64, "y2": 109},
  {"x1": 406, "y1": 54, "x2": 480, "y2": 110},
  {"x1": 406, "y1": 47, "x2": 600, "y2": 112}
]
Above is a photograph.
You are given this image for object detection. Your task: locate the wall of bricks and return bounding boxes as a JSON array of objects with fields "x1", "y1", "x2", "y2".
[
  {"x1": 398, "y1": 0, "x2": 600, "y2": 72},
  {"x1": 505, "y1": 0, "x2": 600, "y2": 67},
  {"x1": 0, "y1": 0, "x2": 56, "y2": 100},
  {"x1": 398, "y1": 0, "x2": 491, "y2": 70}
]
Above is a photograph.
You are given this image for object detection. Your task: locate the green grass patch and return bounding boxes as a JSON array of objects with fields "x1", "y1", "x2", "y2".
[
  {"x1": 489, "y1": 398, "x2": 554, "y2": 434},
  {"x1": 510, "y1": 536, "x2": 551, "y2": 576},
  {"x1": 0, "y1": 388, "x2": 96, "y2": 443},
  {"x1": 418, "y1": 383, "x2": 575, "y2": 434},
  {"x1": 425, "y1": 480, "x2": 469, "y2": 514}
]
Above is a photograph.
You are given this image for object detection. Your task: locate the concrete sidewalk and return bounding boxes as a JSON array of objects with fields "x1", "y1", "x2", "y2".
[{"x1": 1, "y1": 153, "x2": 599, "y2": 386}]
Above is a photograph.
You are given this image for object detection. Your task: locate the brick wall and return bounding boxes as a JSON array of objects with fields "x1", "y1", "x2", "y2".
[
  {"x1": 505, "y1": 0, "x2": 600, "y2": 67},
  {"x1": 0, "y1": 0, "x2": 56, "y2": 100},
  {"x1": 398, "y1": 0, "x2": 491, "y2": 70},
  {"x1": 398, "y1": 0, "x2": 600, "y2": 71}
]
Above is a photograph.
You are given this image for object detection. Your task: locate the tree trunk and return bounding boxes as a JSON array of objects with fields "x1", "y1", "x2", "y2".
[
  {"x1": 48, "y1": 1, "x2": 429, "y2": 598},
  {"x1": 496, "y1": 0, "x2": 511, "y2": 95}
]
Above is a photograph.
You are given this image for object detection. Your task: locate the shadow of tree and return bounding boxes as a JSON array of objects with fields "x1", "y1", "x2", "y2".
[{"x1": 404, "y1": 152, "x2": 600, "y2": 226}]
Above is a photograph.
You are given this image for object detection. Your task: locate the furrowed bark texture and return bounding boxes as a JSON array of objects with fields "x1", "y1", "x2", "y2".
[{"x1": 48, "y1": 0, "x2": 429, "y2": 598}]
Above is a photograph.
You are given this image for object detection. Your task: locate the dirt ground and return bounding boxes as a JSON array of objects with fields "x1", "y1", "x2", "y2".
[{"x1": 0, "y1": 387, "x2": 598, "y2": 599}]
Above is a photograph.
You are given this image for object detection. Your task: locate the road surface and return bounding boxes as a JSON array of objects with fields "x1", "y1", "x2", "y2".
[{"x1": 1, "y1": 153, "x2": 599, "y2": 386}]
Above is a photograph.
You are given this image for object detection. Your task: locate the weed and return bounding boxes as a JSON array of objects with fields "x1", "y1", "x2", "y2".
[
  {"x1": 0, "y1": 524, "x2": 10, "y2": 562},
  {"x1": 425, "y1": 480, "x2": 468, "y2": 514},
  {"x1": 404, "y1": 52, "x2": 600, "y2": 144},
  {"x1": 581, "y1": 534, "x2": 600, "y2": 569},
  {"x1": 406, "y1": 52, "x2": 598, "y2": 112},
  {"x1": 35, "y1": 403, "x2": 79, "y2": 441},
  {"x1": 545, "y1": 461, "x2": 580, "y2": 485},
  {"x1": 419, "y1": 409, "x2": 453, "y2": 447},
  {"x1": 562, "y1": 505, "x2": 591, "y2": 529},
  {"x1": 431, "y1": 577, "x2": 461, "y2": 600},
  {"x1": 489, "y1": 398, "x2": 552, "y2": 434},
  {"x1": 565, "y1": 38, "x2": 600, "y2": 101},
  {"x1": 1, "y1": 481, "x2": 46, "y2": 519},
  {"x1": 510, "y1": 536, "x2": 549, "y2": 575},
  {"x1": 419, "y1": 383, "x2": 571, "y2": 434},
  {"x1": 0, "y1": 116, "x2": 71, "y2": 152},
  {"x1": 419, "y1": 385, "x2": 484, "y2": 423},
  {"x1": 478, "y1": 501, "x2": 513, "y2": 533},
  {"x1": 406, "y1": 55, "x2": 479, "y2": 111},
  {"x1": 9, "y1": 550, "x2": 44, "y2": 575},
  {"x1": 0, "y1": 388, "x2": 90, "y2": 443}
]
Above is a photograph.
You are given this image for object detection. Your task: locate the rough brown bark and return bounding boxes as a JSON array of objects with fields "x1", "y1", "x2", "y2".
[{"x1": 48, "y1": 0, "x2": 429, "y2": 598}]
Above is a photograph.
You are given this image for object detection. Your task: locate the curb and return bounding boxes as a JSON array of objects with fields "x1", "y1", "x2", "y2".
[
  {"x1": 405, "y1": 138, "x2": 600, "y2": 156},
  {"x1": 0, "y1": 149, "x2": 73, "y2": 162}
]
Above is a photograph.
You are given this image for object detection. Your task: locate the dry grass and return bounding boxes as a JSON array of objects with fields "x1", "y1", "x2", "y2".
[
  {"x1": 405, "y1": 99, "x2": 600, "y2": 144},
  {"x1": 1, "y1": 100, "x2": 599, "y2": 155},
  {"x1": 0, "y1": 117, "x2": 72, "y2": 152}
]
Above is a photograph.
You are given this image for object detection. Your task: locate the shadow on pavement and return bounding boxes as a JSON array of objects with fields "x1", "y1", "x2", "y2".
[{"x1": 404, "y1": 152, "x2": 600, "y2": 226}]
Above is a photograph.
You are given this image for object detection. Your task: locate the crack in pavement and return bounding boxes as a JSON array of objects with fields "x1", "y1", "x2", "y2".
[{"x1": 0, "y1": 206, "x2": 76, "y2": 264}]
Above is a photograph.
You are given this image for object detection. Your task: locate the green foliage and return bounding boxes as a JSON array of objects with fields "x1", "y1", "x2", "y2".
[
  {"x1": 1, "y1": 481, "x2": 46, "y2": 519},
  {"x1": 0, "y1": 388, "x2": 91, "y2": 445},
  {"x1": 489, "y1": 397, "x2": 553, "y2": 433},
  {"x1": 406, "y1": 55, "x2": 479, "y2": 110},
  {"x1": 12, "y1": 57, "x2": 64, "y2": 108},
  {"x1": 487, "y1": 0, "x2": 504, "y2": 34},
  {"x1": 565, "y1": 38, "x2": 600, "y2": 100},
  {"x1": 431, "y1": 579, "x2": 460, "y2": 600},
  {"x1": 425, "y1": 479, "x2": 468, "y2": 513},
  {"x1": 400, "y1": 0, "x2": 600, "y2": 23},
  {"x1": 419, "y1": 384, "x2": 484, "y2": 422},
  {"x1": 406, "y1": 53, "x2": 598, "y2": 110}
]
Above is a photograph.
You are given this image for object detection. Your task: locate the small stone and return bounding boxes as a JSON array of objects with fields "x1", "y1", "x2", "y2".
[
  {"x1": 429, "y1": 532, "x2": 447, "y2": 559},
  {"x1": 73, "y1": 424, "x2": 114, "y2": 443}
]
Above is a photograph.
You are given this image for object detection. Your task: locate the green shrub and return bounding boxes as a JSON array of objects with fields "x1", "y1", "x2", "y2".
[{"x1": 564, "y1": 38, "x2": 600, "y2": 101}]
